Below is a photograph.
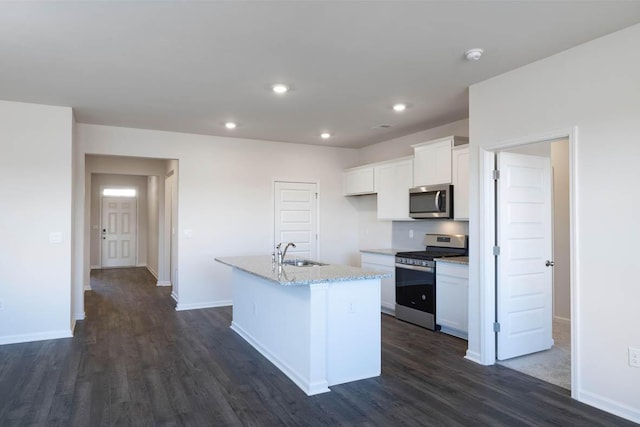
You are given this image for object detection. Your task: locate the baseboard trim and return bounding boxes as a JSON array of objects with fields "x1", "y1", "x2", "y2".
[
  {"x1": 0, "y1": 329, "x2": 74, "y2": 345},
  {"x1": 175, "y1": 300, "x2": 232, "y2": 311},
  {"x1": 554, "y1": 316, "x2": 571, "y2": 324},
  {"x1": 136, "y1": 263, "x2": 146, "y2": 268},
  {"x1": 231, "y1": 321, "x2": 330, "y2": 396},
  {"x1": 381, "y1": 303, "x2": 395, "y2": 316},
  {"x1": 75, "y1": 311, "x2": 85, "y2": 321},
  {"x1": 171, "y1": 291, "x2": 178, "y2": 303},
  {"x1": 156, "y1": 281, "x2": 172, "y2": 287},
  {"x1": 84, "y1": 284, "x2": 92, "y2": 291},
  {"x1": 90, "y1": 264, "x2": 101, "y2": 270},
  {"x1": 147, "y1": 266, "x2": 158, "y2": 279},
  {"x1": 577, "y1": 389, "x2": 640, "y2": 424},
  {"x1": 464, "y1": 350, "x2": 485, "y2": 365}
]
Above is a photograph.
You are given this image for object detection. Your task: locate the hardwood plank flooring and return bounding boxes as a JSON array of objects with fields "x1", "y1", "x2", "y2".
[{"x1": 0, "y1": 267, "x2": 634, "y2": 426}]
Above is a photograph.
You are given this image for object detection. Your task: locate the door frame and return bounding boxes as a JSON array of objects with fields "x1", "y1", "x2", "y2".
[
  {"x1": 272, "y1": 179, "x2": 320, "y2": 260},
  {"x1": 98, "y1": 184, "x2": 139, "y2": 269},
  {"x1": 477, "y1": 127, "x2": 578, "y2": 397}
]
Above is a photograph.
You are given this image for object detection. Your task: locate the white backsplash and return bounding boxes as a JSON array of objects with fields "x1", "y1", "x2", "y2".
[{"x1": 392, "y1": 220, "x2": 469, "y2": 250}]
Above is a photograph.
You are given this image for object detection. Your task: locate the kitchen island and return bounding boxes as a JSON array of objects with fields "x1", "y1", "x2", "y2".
[{"x1": 215, "y1": 255, "x2": 389, "y2": 395}]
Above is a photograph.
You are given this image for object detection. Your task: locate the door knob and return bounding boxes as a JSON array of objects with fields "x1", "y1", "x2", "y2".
[{"x1": 545, "y1": 260, "x2": 555, "y2": 267}]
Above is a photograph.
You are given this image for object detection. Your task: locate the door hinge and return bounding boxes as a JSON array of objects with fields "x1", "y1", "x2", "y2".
[
  {"x1": 492, "y1": 170, "x2": 500, "y2": 180},
  {"x1": 493, "y1": 322, "x2": 501, "y2": 333},
  {"x1": 493, "y1": 245, "x2": 500, "y2": 256}
]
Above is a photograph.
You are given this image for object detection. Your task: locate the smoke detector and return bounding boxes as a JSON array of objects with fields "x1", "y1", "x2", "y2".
[{"x1": 465, "y1": 48, "x2": 484, "y2": 61}]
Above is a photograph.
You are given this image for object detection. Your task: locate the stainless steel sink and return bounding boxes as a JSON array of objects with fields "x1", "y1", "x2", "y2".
[{"x1": 282, "y1": 259, "x2": 327, "y2": 267}]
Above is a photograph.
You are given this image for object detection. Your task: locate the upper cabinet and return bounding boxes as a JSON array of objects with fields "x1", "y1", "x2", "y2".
[
  {"x1": 452, "y1": 145, "x2": 470, "y2": 221},
  {"x1": 412, "y1": 136, "x2": 469, "y2": 187},
  {"x1": 343, "y1": 165, "x2": 375, "y2": 196},
  {"x1": 375, "y1": 157, "x2": 413, "y2": 220}
]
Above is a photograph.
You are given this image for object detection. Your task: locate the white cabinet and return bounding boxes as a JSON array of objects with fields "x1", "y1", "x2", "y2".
[
  {"x1": 343, "y1": 166, "x2": 375, "y2": 196},
  {"x1": 436, "y1": 261, "x2": 469, "y2": 339},
  {"x1": 412, "y1": 136, "x2": 469, "y2": 187},
  {"x1": 361, "y1": 252, "x2": 396, "y2": 315},
  {"x1": 375, "y1": 157, "x2": 413, "y2": 220},
  {"x1": 452, "y1": 145, "x2": 469, "y2": 221}
]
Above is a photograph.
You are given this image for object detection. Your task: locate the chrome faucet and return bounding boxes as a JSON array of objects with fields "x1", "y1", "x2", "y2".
[{"x1": 276, "y1": 242, "x2": 296, "y2": 265}]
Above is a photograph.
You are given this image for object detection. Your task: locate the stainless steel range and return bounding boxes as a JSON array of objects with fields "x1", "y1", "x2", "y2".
[{"x1": 395, "y1": 234, "x2": 468, "y2": 330}]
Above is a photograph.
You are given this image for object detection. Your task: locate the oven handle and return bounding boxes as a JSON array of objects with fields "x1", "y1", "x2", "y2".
[
  {"x1": 395, "y1": 263, "x2": 434, "y2": 273},
  {"x1": 435, "y1": 190, "x2": 441, "y2": 211}
]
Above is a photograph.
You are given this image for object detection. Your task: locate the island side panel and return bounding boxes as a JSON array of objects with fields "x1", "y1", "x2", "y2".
[
  {"x1": 325, "y1": 278, "x2": 381, "y2": 386},
  {"x1": 229, "y1": 268, "x2": 330, "y2": 396}
]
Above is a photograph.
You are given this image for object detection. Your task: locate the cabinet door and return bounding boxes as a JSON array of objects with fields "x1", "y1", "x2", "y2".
[
  {"x1": 375, "y1": 159, "x2": 413, "y2": 220},
  {"x1": 436, "y1": 263, "x2": 469, "y2": 339},
  {"x1": 452, "y1": 146, "x2": 470, "y2": 220},
  {"x1": 344, "y1": 167, "x2": 375, "y2": 196},
  {"x1": 413, "y1": 139, "x2": 452, "y2": 186},
  {"x1": 361, "y1": 253, "x2": 396, "y2": 315}
]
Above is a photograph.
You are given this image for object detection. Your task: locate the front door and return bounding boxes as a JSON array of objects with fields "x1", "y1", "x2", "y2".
[
  {"x1": 496, "y1": 152, "x2": 553, "y2": 360},
  {"x1": 101, "y1": 196, "x2": 137, "y2": 268},
  {"x1": 274, "y1": 181, "x2": 318, "y2": 260}
]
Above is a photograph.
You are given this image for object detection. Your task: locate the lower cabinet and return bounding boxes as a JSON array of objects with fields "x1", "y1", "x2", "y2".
[
  {"x1": 361, "y1": 252, "x2": 396, "y2": 315},
  {"x1": 435, "y1": 261, "x2": 469, "y2": 339}
]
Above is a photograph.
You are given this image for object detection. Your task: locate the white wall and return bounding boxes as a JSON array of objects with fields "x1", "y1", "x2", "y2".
[
  {"x1": 0, "y1": 100, "x2": 73, "y2": 344},
  {"x1": 90, "y1": 174, "x2": 149, "y2": 268},
  {"x1": 468, "y1": 23, "x2": 640, "y2": 422},
  {"x1": 75, "y1": 124, "x2": 361, "y2": 310},
  {"x1": 147, "y1": 175, "x2": 159, "y2": 277}
]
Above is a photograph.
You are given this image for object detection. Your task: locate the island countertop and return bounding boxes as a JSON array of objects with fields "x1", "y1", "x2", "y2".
[{"x1": 216, "y1": 255, "x2": 391, "y2": 286}]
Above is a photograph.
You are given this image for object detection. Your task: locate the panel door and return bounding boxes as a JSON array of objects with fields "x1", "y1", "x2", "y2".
[
  {"x1": 274, "y1": 181, "x2": 318, "y2": 260},
  {"x1": 101, "y1": 196, "x2": 137, "y2": 268},
  {"x1": 496, "y1": 152, "x2": 553, "y2": 360}
]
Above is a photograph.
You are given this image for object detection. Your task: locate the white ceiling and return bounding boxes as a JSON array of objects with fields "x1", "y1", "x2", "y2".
[{"x1": 2, "y1": 2, "x2": 639, "y2": 148}]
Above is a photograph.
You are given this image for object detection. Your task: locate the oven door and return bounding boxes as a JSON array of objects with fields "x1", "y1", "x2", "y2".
[{"x1": 395, "y1": 264, "x2": 435, "y2": 314}]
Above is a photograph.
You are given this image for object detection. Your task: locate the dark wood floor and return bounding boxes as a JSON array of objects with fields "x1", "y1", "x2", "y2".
[{"x1": 0, "y1": 268, "x2": 634, "y2": 426}]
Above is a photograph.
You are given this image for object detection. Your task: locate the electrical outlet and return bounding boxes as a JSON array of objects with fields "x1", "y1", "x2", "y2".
[
  {"x1": 348, "y1": 302, "x2": 356, "y2": 314},
  {"x1": 630, "y1": 347, "x2": 640, "y2": 368}
]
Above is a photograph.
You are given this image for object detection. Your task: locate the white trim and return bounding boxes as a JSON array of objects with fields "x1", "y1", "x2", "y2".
[
  {"x1": 480, "y1": 149, "x2": 496, "y2": 365},
  {"x1": 381, "y1": 304, "x2": 395, "y2": 316},
  {"x1": 0, "y1": 329, "x2": 73, "y2": 345},
  {"x1": 84, "y1": 284, "x2": 92, "y2": 291},
  {"x1": 553, "y1": 315, "x2": 571, "y2": 324},
  {"x1": 170, "y1": 291, "x2": 178, "y2": 302},
  {"x1": 476, "y1": 127, "x2": 578, "y2": 393},
  {"x1": 90, "y1": 264, "x2": 101, "y2": 270},
  {"x1": 578, "y1": 390, "x2": 640, "y2": 424},
  {"x1": 71, "y1": 318, "x2": 76, "y2": 334},
  {"x1": 230, "y1": 321, "x2": 330, "y2": 396},
  {"x1": 156, "y1": 281, "x2": 171, "y2": 287},
  {"x1": 136, "y1": 263, "x2": 146, "y2": 268},
  {"x1": 75, "y1": 311, "x2": 85, "y2": 321},
  {"x1": 175, "y1": 300, "x2": 232, "y2": 311},
  {"x1": 464, "y1": 350, "x2": 483, "y2": 365},
  {"x1": 146, "y1": 265, "x2": 158, "y2": 279}
]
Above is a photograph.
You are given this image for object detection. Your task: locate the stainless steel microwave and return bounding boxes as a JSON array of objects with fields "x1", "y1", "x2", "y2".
[{"x1": 409, "y1": 184, "x2": 453, "y2": 219}]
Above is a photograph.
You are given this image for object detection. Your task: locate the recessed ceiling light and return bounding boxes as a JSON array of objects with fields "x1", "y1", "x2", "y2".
[
  {"x1": 272, "y1": 84, "x2": 289, "y2": 94},
  {"x1": 393, "y1": 103, "x2": 407, "y2": 112},
  {"x1": 465, "y1": 48, "x2": 484, "y2": 61},
  {"x1": 320, "y1": 132, "x2": 331, "y2": 139},
  {"x1": 225, "y1": 122, "x2": 237, "y2": 129}
]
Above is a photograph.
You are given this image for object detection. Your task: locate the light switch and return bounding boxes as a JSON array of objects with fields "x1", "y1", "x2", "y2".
[
  {"x1": 49, "y1": 232, "x2": 63, "y2": 244},
  {"x1": 184, "y1": 229, "x2": 193, "y2": 239}
]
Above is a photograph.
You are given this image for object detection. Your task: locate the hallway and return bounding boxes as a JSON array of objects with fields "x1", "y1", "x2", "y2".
[{"x1": 0, "y1": 268, "x2": 632, "y2": 425}]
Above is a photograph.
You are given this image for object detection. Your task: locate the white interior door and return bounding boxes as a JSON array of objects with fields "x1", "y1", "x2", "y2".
[
  {"x1": 101, "y1": 196, "x2": 137, "y2": 268},
  {"x1": 274, "y1": 181, "x2": 318, "y2": 260},
  {"x1": 496, "y1": 152, "x2": 553, "y2": 360}
]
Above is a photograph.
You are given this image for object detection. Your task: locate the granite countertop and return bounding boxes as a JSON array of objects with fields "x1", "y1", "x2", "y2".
[
  {"x1": 360, "y1": 248, "x2": 412, "y2": 256},
  {"x1": 216, "y1": 255, "x2": 391, "y2": 286},
  {"x1": 435, "y1": 256, "x2": 469, "y2": 265}
]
